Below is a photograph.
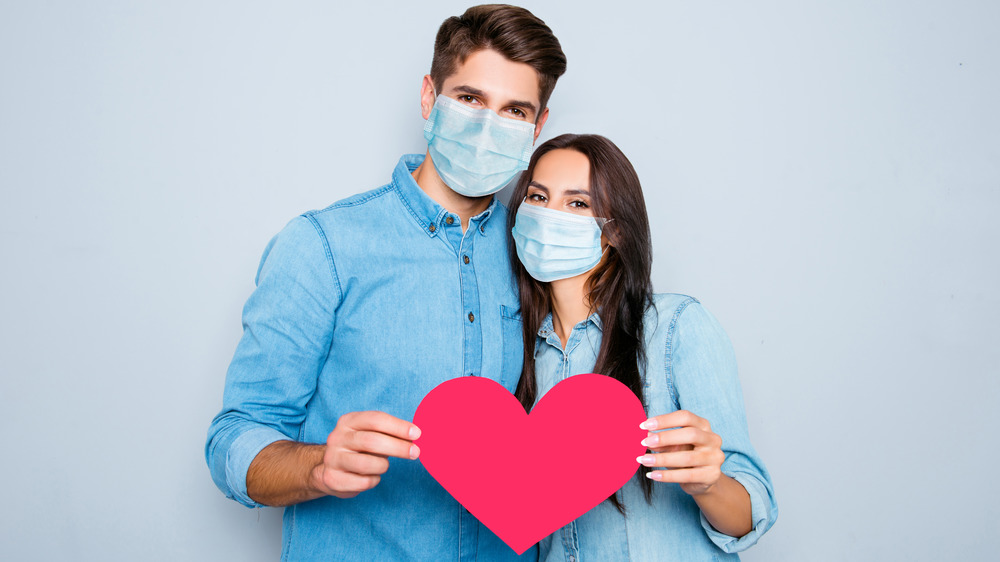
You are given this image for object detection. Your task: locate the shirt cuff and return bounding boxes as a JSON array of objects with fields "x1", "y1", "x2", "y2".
[
  {"x1": 225, "y1": 425, "x2": 289, "y2": 508},
  {"x1": 700, "y1": 471, "x2": 776, "y2": 553}
]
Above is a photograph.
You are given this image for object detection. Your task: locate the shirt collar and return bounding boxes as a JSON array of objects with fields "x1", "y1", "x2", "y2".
[
  {"x1": 536, "y1": 311, "x2": 603, "y2": 339},
  {"x1": 392, "y1": 154, "x2": 500, "y2": 238}
]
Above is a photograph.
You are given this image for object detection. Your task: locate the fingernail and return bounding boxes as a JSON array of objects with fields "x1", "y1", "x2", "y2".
[
  {"x1": 409, "y1": 426, "x2": 421, "y2": 439},
  {"x1": 636, "y1": 455, "x2": 654, "y2": 466},
  {"x1": 409, "y1": 444, "x2": 420, "y2": 459},
  {"x1": 640, "y1": 419, "x2": 657, "y2": 430},
  {"x1": 641, "y1": 435, "x2": 658, "y2": 447},
  {"x1": 645, "y1": 471, "x2": 663, "y2": 481}
]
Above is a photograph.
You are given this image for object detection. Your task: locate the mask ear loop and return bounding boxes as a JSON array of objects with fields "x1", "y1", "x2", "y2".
[{"x1": 596, "y1": 217, "x2": 616, "y2": 252}]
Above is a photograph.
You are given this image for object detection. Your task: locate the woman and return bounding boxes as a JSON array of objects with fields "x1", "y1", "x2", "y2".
[{"x1": 508, "y1": 134, "x2": 777, "y2": 560}]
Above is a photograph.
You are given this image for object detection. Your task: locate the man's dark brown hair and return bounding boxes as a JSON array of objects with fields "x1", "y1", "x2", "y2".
[{"x1": 430, "y1": 4, "x2": 567, "y2": 116}]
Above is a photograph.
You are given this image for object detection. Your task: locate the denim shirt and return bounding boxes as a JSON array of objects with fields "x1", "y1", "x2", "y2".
[
  {"x1": 533, "y1": 294, "x2": 777, "y2": 561},
  {"x1": 206, "y1": 155, "x2": 533, "y2": 561}
]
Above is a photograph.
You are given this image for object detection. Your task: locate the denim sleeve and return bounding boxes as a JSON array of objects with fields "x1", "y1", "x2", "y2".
[
  {"x1": 205, "y1": 215, "x2": 341, "y2": 508},
  {"x1": 668, "y1": 301, "x2": 778, "y2": 553}
]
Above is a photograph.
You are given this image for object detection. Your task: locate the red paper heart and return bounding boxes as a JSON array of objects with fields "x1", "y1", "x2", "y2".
[{"x1": 413, "y1": 373, "x2": 647, "y2": 554}]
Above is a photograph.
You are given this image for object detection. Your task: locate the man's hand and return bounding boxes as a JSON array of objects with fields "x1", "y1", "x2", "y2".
[
  {"x1": 246, "y1": 411, "x2": 421, "y2": 506},
  {"x1": 310, "y1": 411, "x2": 422, "y2": 498}
]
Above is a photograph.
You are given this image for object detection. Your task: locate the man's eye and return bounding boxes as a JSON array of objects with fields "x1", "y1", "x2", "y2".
[
  {"x1": 459, "y1": 95, "x2": 478, "y2": 104},
  {"x1": 509, "y1": 108, "x2": 525, "y2": 118}
]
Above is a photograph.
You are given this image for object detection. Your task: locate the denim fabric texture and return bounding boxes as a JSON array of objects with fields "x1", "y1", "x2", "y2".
[
  {"x1": 206, "y1": 155, "x2": 534, "y2": 561},
  {"x1": 532, "y1": 294, "x2": 778, "y2": 561}
]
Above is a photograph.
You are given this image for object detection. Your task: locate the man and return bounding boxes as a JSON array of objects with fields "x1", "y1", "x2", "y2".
[{"x1": 206, "y1": 5, "x2": 566, "y2": 560}]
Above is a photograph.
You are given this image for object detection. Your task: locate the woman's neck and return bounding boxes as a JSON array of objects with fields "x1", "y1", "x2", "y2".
[{"x1": 548, "y1": 272, "x2": 593, "y2": 349}]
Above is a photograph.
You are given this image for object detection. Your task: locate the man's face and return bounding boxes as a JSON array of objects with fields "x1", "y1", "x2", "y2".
[{"x1": 421, "y1": 49, "x2": 549, "y2": 142}]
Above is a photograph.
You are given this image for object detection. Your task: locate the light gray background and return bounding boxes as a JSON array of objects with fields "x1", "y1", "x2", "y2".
[{"x1": 2, "y1": 1, "x2": 997, "y2": 560}]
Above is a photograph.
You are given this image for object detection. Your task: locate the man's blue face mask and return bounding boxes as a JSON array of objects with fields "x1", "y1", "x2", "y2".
[
  {"x1": 423, "y1": 95, "x2": 535, "y2": 198},
  {"x1": 511, "y1": 201, "x2": 611, "y2": 283}
]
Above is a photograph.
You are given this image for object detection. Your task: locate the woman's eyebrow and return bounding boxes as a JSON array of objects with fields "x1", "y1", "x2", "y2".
[{"x1": 527, "y1": 181, "x2": 549, "y2": 193}]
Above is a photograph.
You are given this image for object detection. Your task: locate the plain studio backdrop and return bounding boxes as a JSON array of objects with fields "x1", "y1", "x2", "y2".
[{"x1": 1, "y1": 1, "x2": 997, "y2": 560}]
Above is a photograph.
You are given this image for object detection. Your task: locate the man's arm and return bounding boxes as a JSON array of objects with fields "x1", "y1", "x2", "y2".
[
  {"x1": 206, "y1": 216, "x2": 342, "y2": 507},
  {"x1": 246, "y1": 411, "x2": 422, "y2": 506}
]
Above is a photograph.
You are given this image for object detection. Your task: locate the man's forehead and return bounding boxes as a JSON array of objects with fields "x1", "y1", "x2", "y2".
[{"x1": 441, "y1": 49, "x2": 542, "y2": 107}]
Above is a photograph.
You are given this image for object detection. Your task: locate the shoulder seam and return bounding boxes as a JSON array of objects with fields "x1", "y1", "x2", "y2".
[
  {"x1": 301, "y1": 214, "x2": 343, "y2": 303},
  {"x1": 304, "y1": 183, "x2": 396, "y2": 217},
  {"x1": 663, "y1": 296, "x2": 700, "y2": 410}
]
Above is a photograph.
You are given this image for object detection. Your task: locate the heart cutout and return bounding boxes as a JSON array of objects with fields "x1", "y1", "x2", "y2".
[{"x1": 413, "y1": 373, "x2": 647, "y2": 554}]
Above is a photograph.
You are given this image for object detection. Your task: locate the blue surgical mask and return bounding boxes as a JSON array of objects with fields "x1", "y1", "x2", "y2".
[
  {"x1": 423, "y1": 95, "x2": 535, "y2": 198},
  {"x1": 511, "y1": 202, "x2": 610, "y2": 282}
]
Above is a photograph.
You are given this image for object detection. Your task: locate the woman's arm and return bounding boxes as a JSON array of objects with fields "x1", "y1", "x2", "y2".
[
  {"x1": 640, "y1": 298, "x2": 777, "y2": 550},
  {"x1": 637, "y1": 410, "x2": 752, "y2": 537}
]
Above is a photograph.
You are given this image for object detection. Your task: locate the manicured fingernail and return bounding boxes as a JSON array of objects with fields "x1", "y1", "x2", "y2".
[
  {"x1": 641, "y1": 435, "x2": 658, "y2": 447},
  {"x1": 409, "y1": 426, "x2": 421, "y2": 439},
  {"x1": 640, "y1": 419, "x2": 657, "y2": 430},
  {"x1": 636, "y1": 455, "x2": 654, "y2": 466},
  {"x1": 645, "y1": 471, "x2": 663, "y2": 480},
  {"x1": 409, "y1": 444, "x2": 420, "y2": 459}
]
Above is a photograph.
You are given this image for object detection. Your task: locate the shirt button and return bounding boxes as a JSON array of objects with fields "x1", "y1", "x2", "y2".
[
  {"x1": 468, "y1": 312, "x2": 475, "y2": 323},
  {"x1": 446, "y1": 216, "x2": 454, "y2": 225},
  {"x1": 428, "y1": 224, "x2": 436, "y2": 233},
  {"x1": 463, "y1": 255, "x2": 470, "y2": 264}
]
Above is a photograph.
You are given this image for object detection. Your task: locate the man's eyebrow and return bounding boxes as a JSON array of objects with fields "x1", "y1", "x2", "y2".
[
  {"x1": 453, "y1": 85, "x2": 487, "y2": 98},
  {"x1": 507, "y1": 98, "x2": 538, "y2": 116}
]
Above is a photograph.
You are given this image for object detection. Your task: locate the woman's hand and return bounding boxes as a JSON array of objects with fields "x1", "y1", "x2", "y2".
[{"x1": 636, "y1": 410, "x2": 725, "y2": 496}]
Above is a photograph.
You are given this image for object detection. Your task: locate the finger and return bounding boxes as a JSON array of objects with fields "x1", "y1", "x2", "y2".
[
  {"x1": 319, "y1": 469, "x2": 381, "y2": 496},
  {"x1": 645, "y1": 466, "x2": 721, "y2": 484},
  {"x1": 644, "y1": 443, "x2": 691, "y2": 454},
  {"x1": 637, "y1": 448, "x2": 725, "y2": 469},
  {"x1": 642, "y1": 427, "x2": 719, "y2": 449},
  {"x1": 341, "y1": 429, "x2": 420, "y2": 460},
  {"x1": 334, "y1": 451, "x2": 391, "y2": 476},
  {"x1": 640, "y1": 410, "x2": 710, "y2": 432},
  {"x1": 341, "y1": 411, "x2": 421, "y2": 441}
]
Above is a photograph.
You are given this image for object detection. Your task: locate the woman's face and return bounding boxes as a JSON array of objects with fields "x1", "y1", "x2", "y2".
[{"x1": 523, "y1": 149, "x2": 595, "y2": 217}]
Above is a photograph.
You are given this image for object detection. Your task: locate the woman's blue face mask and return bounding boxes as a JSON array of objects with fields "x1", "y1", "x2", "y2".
[
  {"x1": 423, "y1": 95, "x2": 535, "y2": 198},
  {"x1": 511, "y1": 201, "x2": 611, "y2": 282}
]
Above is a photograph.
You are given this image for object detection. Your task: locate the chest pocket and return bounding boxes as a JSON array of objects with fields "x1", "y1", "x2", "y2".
[{"x1": 499, "y1": 305, "x2": 524, "y2": 393}]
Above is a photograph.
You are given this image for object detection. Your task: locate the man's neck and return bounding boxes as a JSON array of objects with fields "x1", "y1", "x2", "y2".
[{"x1": 411, "y1": 151, "x2": 493, "y2": 232}]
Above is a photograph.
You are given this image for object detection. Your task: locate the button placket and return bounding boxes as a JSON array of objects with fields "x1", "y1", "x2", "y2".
[{"x1": 457, "y1": 227, "x2": 483, "y2": 384}]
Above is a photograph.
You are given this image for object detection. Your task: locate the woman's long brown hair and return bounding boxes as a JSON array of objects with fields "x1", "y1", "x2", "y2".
[{"x1": 506, "y1": 134, "x2": 654, "y2": 512}]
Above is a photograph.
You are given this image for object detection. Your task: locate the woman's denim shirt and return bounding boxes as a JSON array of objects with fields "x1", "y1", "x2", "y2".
[{"x1": 532, "y1": 294, "x2": 778, "y2": 561}]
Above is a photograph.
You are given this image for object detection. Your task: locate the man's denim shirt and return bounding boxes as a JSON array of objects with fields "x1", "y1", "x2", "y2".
[
  {"x1": 532, "y1": 294, "x2": 778, "y2": 561},
  {"x1": 206, "y1": 155, "x2": 532, "y2": 561}
]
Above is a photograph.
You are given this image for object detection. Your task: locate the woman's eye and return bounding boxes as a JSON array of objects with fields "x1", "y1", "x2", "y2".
[
  {"x1": 570, "y1": 200, "x2": 590, "y2": 209},
  {"x1": 527, "y1": 193, "x2": 546, "y2": 202}
]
